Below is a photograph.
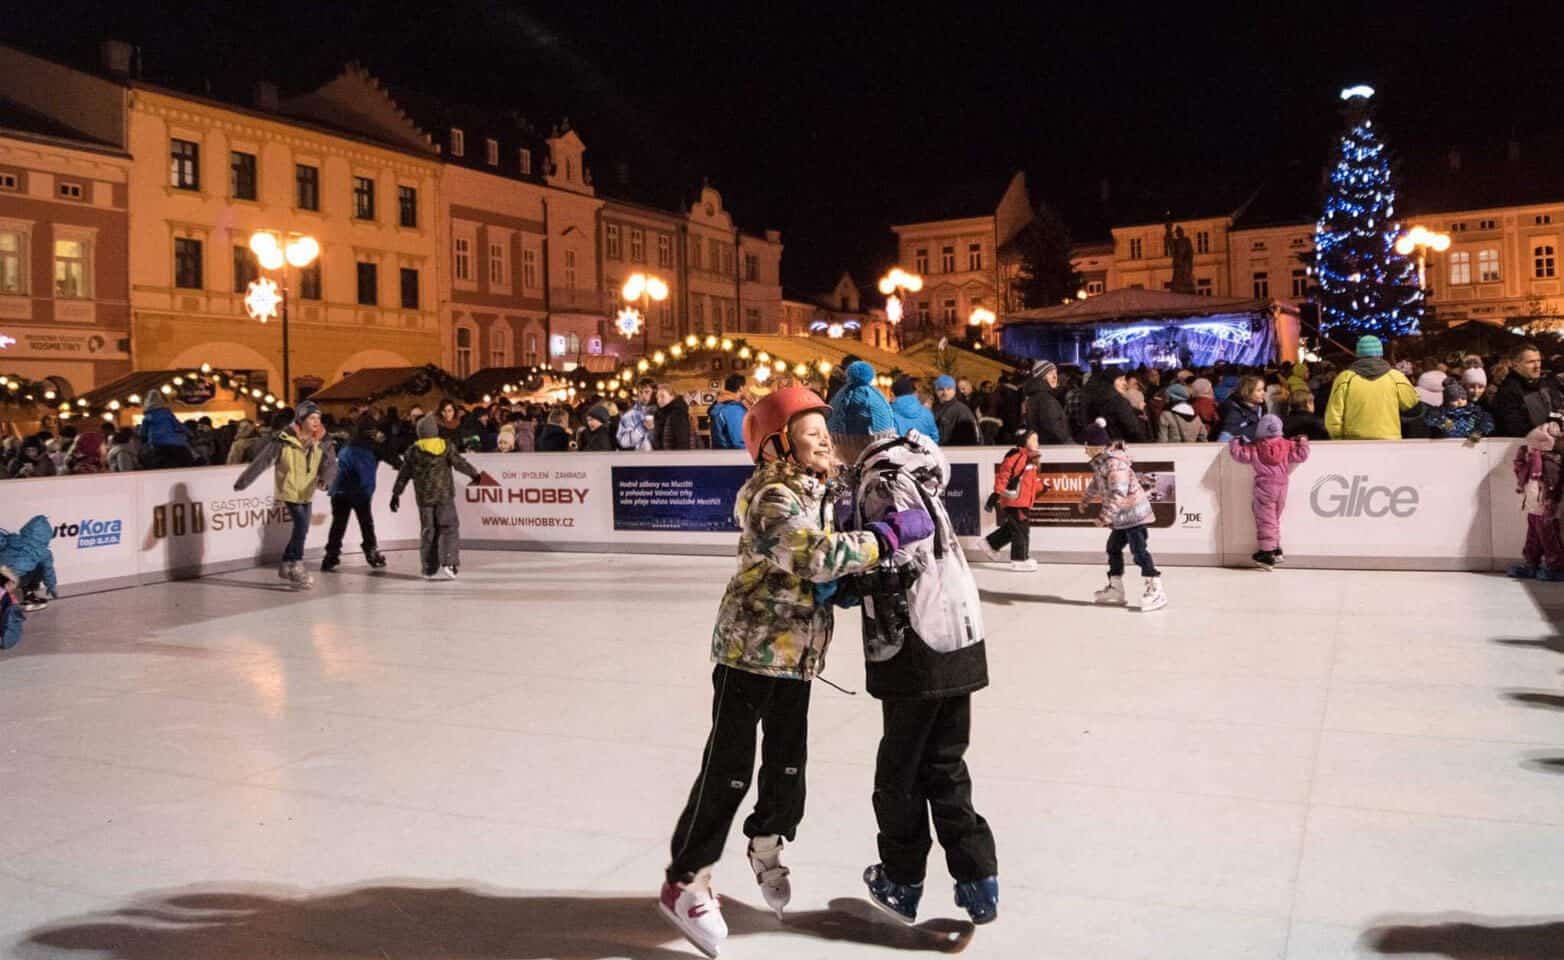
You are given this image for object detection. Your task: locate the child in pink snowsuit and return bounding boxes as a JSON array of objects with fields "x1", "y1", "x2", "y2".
[
  {"x1": 1228, "y1": 414, "x2": 1309, "y2": 571},
  {"x1": 1509, "y1": 422, "x2": 1564, "y2": 581}
]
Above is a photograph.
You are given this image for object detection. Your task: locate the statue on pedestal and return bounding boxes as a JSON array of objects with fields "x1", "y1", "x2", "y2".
[{"x1": 1170, "y1": 225, "x2": 1196, "y2": 294}]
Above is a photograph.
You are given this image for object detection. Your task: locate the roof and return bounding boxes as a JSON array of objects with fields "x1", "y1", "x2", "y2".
[
  {"x1": 1004, "y1": 288, "x2": 1292, "y2": 326},
  {"x1": 310, "y1": 365, "x2": 466, "y2": 403},
  {"x1": 0, "y1": 97, "x2": 122, "y2": 153},
  {"x1": 899, "y1": 340, "x2": 1025, "y2": 383}
]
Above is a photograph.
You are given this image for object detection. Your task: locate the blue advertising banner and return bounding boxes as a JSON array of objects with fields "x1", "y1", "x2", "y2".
[
  {"x1": 945, "y1": 463, "x2": 981, "y2": 537},
  {"x1": 612, "y1": 465, "x2": 754, "y2": 532}
]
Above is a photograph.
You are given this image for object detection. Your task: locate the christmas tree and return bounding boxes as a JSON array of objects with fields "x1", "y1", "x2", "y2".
[{"x1": 1313, "y1": 86, "x2": 1424, "y2": 342}]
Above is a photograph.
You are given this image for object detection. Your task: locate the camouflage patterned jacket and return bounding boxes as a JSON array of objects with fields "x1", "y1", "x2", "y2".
[{"x1": 711, "y1": 459, "x2": 882, "y2": 681}]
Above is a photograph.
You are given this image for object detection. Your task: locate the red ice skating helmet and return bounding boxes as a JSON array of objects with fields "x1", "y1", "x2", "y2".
[{"x1": 743, "y1": 387, "x2": 831, "y2": 462}]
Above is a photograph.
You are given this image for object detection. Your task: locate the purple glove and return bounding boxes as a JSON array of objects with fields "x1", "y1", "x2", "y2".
[{"x1": 867, "y1": 508, "x2": 934, "y2": 554}]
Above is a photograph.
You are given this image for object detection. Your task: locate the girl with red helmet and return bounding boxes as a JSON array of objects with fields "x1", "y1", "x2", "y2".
[{"x1": 659, "y1": 386, "x2": 934, "y2": 957}]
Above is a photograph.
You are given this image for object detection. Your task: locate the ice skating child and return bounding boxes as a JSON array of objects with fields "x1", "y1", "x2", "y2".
[
  {"x1": 659, "y1": 385, "x2": 930, "y2": 958},
  {"x1": 1, "y1": 582, "x2": 24, "y2": 650},
  {"x1": 235, "y1": 401, "x2": 336, "y2": 589},
  {"x1": 1079, "y1": 418, "x2": 1166, "y2": 611},
  {"x1": 825, "y1": 361, "x2": 1000, "y2": 926},
  {"x1": 981, "y1": 428, "x2": 1043, "y2": 571},
  {"x1": 390, "y1": 413, "x2": 480, "y2": 580},
  {"x1": 1227, "y1": 414, "x2": 1310, "y2": 571},
  {"x1": 0, "y1": 515, "x2": 57, "y2": 612},
  {"x1": 321, "y1": 414, "x2": 390, "y2": 573},
  {"x1": 1509, "y1": 421, "x2": 1564, "y2": 580}
]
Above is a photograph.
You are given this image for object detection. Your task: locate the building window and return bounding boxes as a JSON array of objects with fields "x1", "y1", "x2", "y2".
[
  {"x1": 450, "y1": 128, "x2": 465, "y2": 157},
  {"x1": 1479, "y1": 248, "x2": 1501, "y2": 283},
  {"x1": 692, "y1": 298, "x2": 705, "y2": 333},
  {"x1": 454, "y1": 237, "x2": 471, "y2": 281},
  {"x1": 1537, "y1": 215, "x2": 1553, "y2": 226},
  {"x1": 398, "y1": 186, "x2": 417, "y2": 228},
  {"x1": 746, "y1": 307, "x2": 761, "y2": 332},
  {"x1": 455, "y1": 326, "x2": 473, "y2": 377},
  {"x1": 488, "y1": 241, "x2": 506, "y2": 286},
  {"x1": 1251, "y1": 240, "x2": 1266, "y2": 252},
  {"x1": 298, "y1": 260, "x2": 322, "y2": 300},
  {"x1": 0, "y1": 230, "x2": 24, "y2": 294},
  {"x1": 565, "y1": 157, "x2": 575, "y2": 182},
  {"x1": 296, "y1": 164, "x2": 319, "y2": 211},
  {"x1": 1450, "y1": 222, "x2": 1467, "y2": 232},
  {"x1": 688, "y1": 235, "x2": 702, "y2": 269},
  {"x1": 942, "y1": 298, "x2": 956, "y2": 324},
  {"x1": 745, "y1": 253, "x2": 759, "y2": 281},
  {"x1": 1290, "y1": 236, "x2": 1309, "y2": 248},
  {"x1": 54, "y1": 238, "x2": 90, "y2": 298},
  {"x1": 400, "y1": 267, "x2": 419, "y2": 309},
  {"x1": 519, "y1": 148, "x2": 532, "y2": 175},
  {"x1": 524, "y1": 332, "x2": 538, "y2": 363},
  {"x1": 1252, "y1": 271, "x2": 1269, "y2": 298},
  {"x1": 353, "y1": 176, "x2": 375, "y2": 220},
  {"x1": 57, "y1": 181, "x2": 84, "y2": 201},
  {"x1": 230, "y1": 151, "x2": 257, "y2": 200},
  {"x1": 1085, "y1": 279, "x2": 1105, "y2": 295},
  {"x1": 915, "y1": 247, "x2": 929, "y2": 273},
  {"x1": 630, "y1": 227, "x2": 645, "y2": 263},
  {"x1": 606, "y1": 223, "x2": 621, "y2": 259},
  {"x1": 486, "y1": 138, "x2": 499, "y2": 166},
  {"x1": 356, "y1": 261, "x2": 378, "y2": 305},
  {"x1": 709, "y1": 239, "x2": 722, "y2": 273},
  {"x1": 968, "y1": 242, "x2": 982, "y2": 271},
  {"x1": 0, "y1": 172, "x2": 17, "y2": 190},
  {"x1": 1129, "y1": 238, "x2": 1143, "y2": 260},
  {"x1": 173, "y1": 237, "x2": 202, "y2": 289},
  {"x1": 1197, "y1": 231, "x2": 1210, "y2": 254},
  {"x1": 232, "y1": 245, "x2": 259, "y2": 293},
  {"x1": 721, "y1": 246, "x2": 733, "y2": 276},
  {"x1": 917, "y1": 300, "x2": 930, "y2": 324},
  {"x1": 1536, "y1": 244, "x2": 1557, "y2": 278},
  {"x1": 1291, "y1": 268, "x2": 1308, "y2": 297},
  {"x1": 522, "y1": 247, "x2": 538, "y2": 289},
  {"x1": 169, "y1": 139, "x2": 199, "y2": 190},
  {"x1": 658, "y1": 299, "x2": 673, "y2": 332},
  {"x1": 940, "y1": 245, "x2": 955, "y2": 272},
  {"x1": 1448, "y1": 250, "x2": 1471, "y2": 285},
  {"x1": 564, "y1": 249, "x2": 577, "y2": 288},
  {"x1": 657, "y1": 234, "x2": 672, "y2": 267},
  {"x1": 490, "y1": 327, "x2": 508, "y2": 368},
  {"x1": 1196, "y1": 277, "x2": 1213, "y2": 296},
  {"x1": 1479, "y1": 219, "x2": 1498, "y2": 230}
]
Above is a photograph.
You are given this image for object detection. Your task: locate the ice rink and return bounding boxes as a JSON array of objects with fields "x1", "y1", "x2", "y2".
[{"x1": 4, "y1": 551, "x2": 1564, "y2": 959}]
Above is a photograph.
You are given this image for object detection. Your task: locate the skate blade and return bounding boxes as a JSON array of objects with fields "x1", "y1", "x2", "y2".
[{"x1": 863, "y1": 893, "x2": 918, "y2": 927}]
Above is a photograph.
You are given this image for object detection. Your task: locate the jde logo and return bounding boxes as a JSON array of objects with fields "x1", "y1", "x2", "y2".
[
  {"x1": 1179, "y1": 509, "x2": 1203, "y2": 528},
  {"x1": 53, "y1": 518, "x2": 123, "y2": 549},
  {"x1": 1309, "y1": 473, "x2": 1420, "y2": 519}
]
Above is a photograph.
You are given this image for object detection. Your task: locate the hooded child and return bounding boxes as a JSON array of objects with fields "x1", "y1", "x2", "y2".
[
  {"x1": 1509, "y1": 421, "x2": 1564, "y2": 580},
  {"x1": 322, "y1": 413, "x2": 390, "y2": 572},
  {"x1": 1227, "y1": 414, "x2": 1310, "y2": 570},
  {"x1": 0, "y1": 515, "x2": 58, "y2": 612},
  {"x1": 390, "y1": 412, "x2": 481, "y2": 580},
  {"x1": 1079, "y1": 418, "x2": 1166, "y2": 611}
]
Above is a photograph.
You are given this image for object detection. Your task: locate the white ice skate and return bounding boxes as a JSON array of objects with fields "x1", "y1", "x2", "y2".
[
  {"x1": 1139, "y1": 576, "x2": 1167, "y2": 612},
  {"x1": 437, "y1": 565, "x2": 458, "y2": 580},
  {"x1": 747, "y1": 834, "x2": 792, "y2": 919},
  {"x1": 978, "y1": 539, "x2": 1005, "y2": 562},
  {"x1": 1093, "y1": 575, "x2": 1126, "y2": 605},
  {"x1": 1009, "y1": 558, "x2": 1038, "y2": 572},
  {"x1": 658, "y1": 870, "x2": 727, "y2": 958},
  {"x1": 277, "y1": 561, "x2": 291, "y2": 581},
  {"x1": 287, "y1": 561, "x2": 315, "y2": 590}
]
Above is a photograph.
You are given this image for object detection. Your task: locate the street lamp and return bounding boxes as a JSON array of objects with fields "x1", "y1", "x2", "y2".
[
  {"x1": 246, "y1": 231, "x2": 320, "y2": 405},
  {"x1": 968, "y1": 305, "x2": 996, "y2": 345},
  {"x1": 878, "y1": 266, "x2": 924, "y2": 349},
  {"x1": 1394, "y1": 225, "x2": 1451, "y2": 292},
  {"x1": 621, "y1": 271, "x2": 669, "y2": 358}
]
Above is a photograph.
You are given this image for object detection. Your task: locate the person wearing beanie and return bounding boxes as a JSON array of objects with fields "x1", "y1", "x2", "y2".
[
  {"x1": 1188, "y1": 377, "x2": 1220, "y2": 432},
  {"x1": 889, "y1": 375, "x2": 941, "y2": 443},
  {"x1": 321, "y1": 414, "x2": 391, "y2": 573},
  {"x1": 1082, "y1": 369, "x2": 1149, "y2": 442},
  {"x1": 1508, "y1": 420, "x2": 1564, "y2": 579},
  {"x1": 1080, "y1": 419, "x2": 1165, "y2": 611},
  {"x1": 1282, "y1": 388, "x2": 1330, "y2": 441},
  {"x1": 234, "y1": 399, "x2": 337, "y2": 587},
  {"x1": 136, "y1": 388, "x2": 196, "y2": 469},
  {"x1": 1427, "y1": 377, "x2": 1495, "y2": 439},
  {"x1": 932, "y1": 374, "x2": 980, "y2": 446},
  {"x1": 577, "y1": 404, "x2": 615, "y2": 452},
  {"x1": 1323, "y1": 336, "x2": 1418, "y2": 439},
  {"x1": 708, "y1": 373, "x2": 749, "y2": 450},
  {"x1": 1228, "y1": 413, "x2": 1310, "y2": 570},
  {"x1": 1156, "y1": 383, "x2": 1208, "y2": 443},
  {"x1": 660, "y1": 386, "x2": 929, "y2": 957},
  {"x1": 390, "y1": 412, "x2": 481, "y2": 580},
  {"x1": 1415, "y1": 370, "x2": 1448, "y2": 409},
  {"x1": 828, "y1": 368, "x2": 999, "y2": 926},
  {"x1": 1022, "y1": 360, "x2": 1072, "y2": 444},
  {"x1": 981, "y1": 427, "x2": 1044, "y2": 570}
]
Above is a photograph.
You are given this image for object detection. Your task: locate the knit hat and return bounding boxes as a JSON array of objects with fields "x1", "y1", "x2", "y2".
[
  {"x1": 1190, "y1": 377, "x2": 1214, "y2": 398},
  {"x1": 1081, "y1": 417, "x2": 1110, "y2": 446},
  {"x1": 1029, "y1": 360, "x2": 1057, "y2": 381},
  {"x1": 934, "y1": 374, "x2": 956, "y2": 391},
  {"x1": 826, "y1": 361, "x2": 897, "y2": 438},
  {"x1": 1256, "y1": 414, "x2": 1284, "y2": 439},
  {"x1": 294, "y1": 400, "x2": 320, "y2": 422},
  {"x1": 1462, "y1": 367, "x2": 1488, "y2": 389},
  {"x1": 1165, "y1": 383, "x2": 1190, "y2": 404},
  {"x1": 1356, "y1": 335, "x2": 1384, "y2": 358},
  {"x1": 1443, "y1": 380, "x2": 1468, "y2": 405},
  {"x1": 1415, "y1": 371, "x2": 1447, "y2": 408},
  {"x1": 586, "y1": 404, "x2": 610, "y2": 425},
  {"x1": 891, "y1": 375, "x2": 918, "y2": 397},
  {"x1": 416, "y1": 412, "x2": 440, "y2": 440}
]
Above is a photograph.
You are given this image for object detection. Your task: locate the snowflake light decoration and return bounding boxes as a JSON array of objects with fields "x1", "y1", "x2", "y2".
[
  {"x1": 616, "y1": 307, "x2": 644, "y2": 338},
  {"x1": 244, "y1": 278, "x2": 282, "y2": 323}
]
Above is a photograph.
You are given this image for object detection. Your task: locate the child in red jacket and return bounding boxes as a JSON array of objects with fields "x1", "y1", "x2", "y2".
[{"x1": 981, "y1": 428, "x2": 1043, "y2": 571}]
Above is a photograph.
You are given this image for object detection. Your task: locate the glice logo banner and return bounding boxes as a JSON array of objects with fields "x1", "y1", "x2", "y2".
[{"x1": 1309, "y1": 473, "x2": 1420, "y2": 519}]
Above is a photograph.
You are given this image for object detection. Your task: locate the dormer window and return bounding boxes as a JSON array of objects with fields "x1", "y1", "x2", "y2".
[
  {"x1": 450, "y1": 128, "x2": 465, "y2": 157},
  {"x1": 565, "y1": 157, "x2": 575, "y2": 182},
  {"x1": 486, "y1": 138, "x2": 498, "y2": 166},
  {"x1": 519, "y1": 149, "x2": 532, "y2": 175}
]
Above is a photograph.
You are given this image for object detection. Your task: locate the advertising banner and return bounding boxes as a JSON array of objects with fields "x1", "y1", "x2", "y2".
[
  {"x1": 0, "y1": 473, "x2": 140, "y2": 589},
  {"x1": 457, "y1": 454, "x2": 611, "y2": 543},
  {"x1": 1024, "y1": 460, "x2": 1178, "y2": 528},
  {"x1": 612, "y1": 464, "x2": 755, "y2": 532}
]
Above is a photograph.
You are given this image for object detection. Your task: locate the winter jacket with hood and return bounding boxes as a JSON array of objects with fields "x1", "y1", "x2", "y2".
[
  {"x1": 137, "y1": 392, "x2": 189, "y2": 449},
  {"x1": 234, "y1": 426, "x2": 337, "y2": 503},
  {"x1": 1426, "y1": 403, "x2": 1494, "y2": 439},
  {"x1": 66, "y1": 432, "x2": 106, "y2": 474},
  {"x1": 392, "y1": 414, "x2": 481, "y2": 507},
  {"x1": 707, "y1": 393, "x2": 748, "y2": 450},
  {"x1": 993, "y1": 444, "x2": 1044, "y2": 508},
  {"x1": 1494, "y1": 370, "x2": 1558, "y2": 438},
  {"x1": 655, "y1": 395, "x2": 693, "y2": 450},
  {"x1": 933, "y1": 397, "x2": 980, "y2": 446},
  {"x1": 1083, "y1": 380, "x2": 1148, "y2": 442},
  {"x1": 890, "y1": 394, "x2": 940, "y2": 443},
  {"x1": 710, "y1": 457, "x2": 882, "y2": 682},
  {"x1": 1216, "y1": 396, "x2": 1265, "y2": 442},
  {"x1": 0, "y1": 515, "x2": 57, "y2": 595},
  {"x1": 1323, "y1": 357, "x2": 1419, "y2": 440},
  {"x1": 616, "y1": 402, "x2": 653, "y2": 450},
  {"x1": 1229, "y1": 435, "x2": 1310, "y2": 551},
  {"x1": 1514, "y1": 423, "x2": 1563, "y2": 517},
  {"x1": 845, "y1": 431, "x2": 987, "y2": 700},
  {"x1": 1083, "y1": 444, "x2": 1153, "y2": 530},
  {"x1": 107, "y1": 435, "x2": 138, "y2": 472},
  {"x1": 330, "y1": 420, "x2": 385, "y2": 498},
  {"x1": 1189, "y1": 378, "x2": 1220, "y2": 429},
  {"x1": 1157, "y1": 404, "x2": 1208, "y2": 442},
  {"x1": 1022, "y1": 377, "x2": 1072, "y2": 444},
  {"x1": 225, "y1": 421, "x2": 262, "y2": 464}
]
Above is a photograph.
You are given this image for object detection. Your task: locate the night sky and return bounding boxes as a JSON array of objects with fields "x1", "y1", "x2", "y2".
[{"x1": 13, "y1": 1, "x2": 1563, "y2": 294}]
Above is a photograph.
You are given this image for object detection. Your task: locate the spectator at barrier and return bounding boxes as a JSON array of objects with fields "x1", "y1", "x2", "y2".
[
  {"x1": 654, "y1": 383, "x2": 692, "y2": 450},
  {"x1": 1217, "y1": 376, "x2": 1266, "y2": 442},
  {"x1": 1188, "y1": 377, "x2": 1220, "y2": 433},
  {"x1": 1494, "y1": 343, "x2": 1556, "y2": 437},
  {"x1": 66, "y1": 428, "x2": 106, "y2": 474},
  {"x1": 1428, "y1": 378, "x2": 1494, "y2": 439},
  {"x1": 1283, "y1": 390, "x2": 1331, "y2": 441},
  {"x1": 1022, "y1": 361, "x2": 1073, "y2": 444},
  {"x1": 189, "y1": 417, "x2": 217, "y2": 465},
  {"x1": 1509, "y1": 422, "x2": 1564, "y2": 580},
  {"x1": 234, "y1": 401, "x2": 336, "y2": 589},
  {"x1": 0, "y1": 515, "x2": 58, "y2": 612},
  {"x1": 617, "y1": 379, "x2": 656, "y2": 451},
  {"x1": 1228, "y1": 415, "x2": 1310, "y2": 570},
  {"x1": 8, "y1": 435, "x2": 56, "y2": 478},
  {"x1": 1083, "y1": 369, "x2": 1147, "y2": 442},
  {"x1": 137, "y1": 391, "x2": 195, "y2": 470},
  {"x1": 1157, "y1": 384, "x2": 1208, "y2": 442},
  {"x1": 225, "y1": 420, "x2": 261, "y2": 464},
  {"x1": 495, "y1": 422, "x2": 517, "y2": 452},
  {"x1": 1323, "y1": 335, "x2": 1418, "y2": 440},
  {"x1": 106, "y1": 428, "x2": 138, "y2": 472},
  {"x1": 891, "y1": 376, "x2": 940, "y2": 442},
  {"x1": 1461, "y1": 367, "x2": 1489, "y2": 407},
  {"x1": 708, "y1": 374, "x2": 749, "y2": 450},
  {"x1": 578, "y1": 405, "x2": 615, "y2": 452},
  {"x1": 1415, "y1": 371, "x2": 1448, "y2": 409},
  {"x1": 933, "y1": 375, "x2": 980, "y2": 446},
  {"x1": 537, "y1": 408, "x2": 573, "y2": 452},
  {"x1": 1062, "y1": 367, "x2": 1088, "y2": 436}
]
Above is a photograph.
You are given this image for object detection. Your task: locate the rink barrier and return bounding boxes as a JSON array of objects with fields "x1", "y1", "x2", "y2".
[{"x1": 0, "y1": 438, "x2": 1527, "y2": 597}]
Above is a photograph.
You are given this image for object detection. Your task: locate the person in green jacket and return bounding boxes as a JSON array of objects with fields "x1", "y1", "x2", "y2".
[
  {"x1": 234, "y1": 400, "x2": 337, "y2": 588},
  {"x1": 1324, "y1": 336, "x2": 1418, "y2": 440}
]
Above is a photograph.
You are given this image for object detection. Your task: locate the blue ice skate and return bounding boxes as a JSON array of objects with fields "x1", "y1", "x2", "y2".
[
  {"x1": 863, "y1": 863, "x2": 921, "y2": 924},
  {"x1": 954, "y1": 875, "x2": 999, "y2": 924},
  {"x1": 1539, "y1": 566, "x2": 1564, "y2": 582},
  {"x1": 1509, "y1": 564, "x2": 1538, "y2": 579}
]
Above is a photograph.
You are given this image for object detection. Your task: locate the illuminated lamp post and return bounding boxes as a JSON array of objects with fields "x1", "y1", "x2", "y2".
[
  {"x1": 968, "y1": 305, "x2": 996, "y2": 346},
  {"x1": 620, "y1": 271, "x2": 670, "y2": 359},
  {"x1": 1394, "y1": 225, "x2": 1452, "y2": 293},
  {"x1": 246, "y1": 231, "x2": 320, "y2": 405},
  {"x1": 877, "y1": 266, "x2": 924, "y2": 349}
]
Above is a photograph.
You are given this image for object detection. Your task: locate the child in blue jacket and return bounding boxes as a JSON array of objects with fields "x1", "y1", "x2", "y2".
[
  {"x1": 0, "y1": 515, "x2": 58, "y2": 612},
  {"x1": 322, "y1": 414, "x2": 391, "y2": 572}
]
